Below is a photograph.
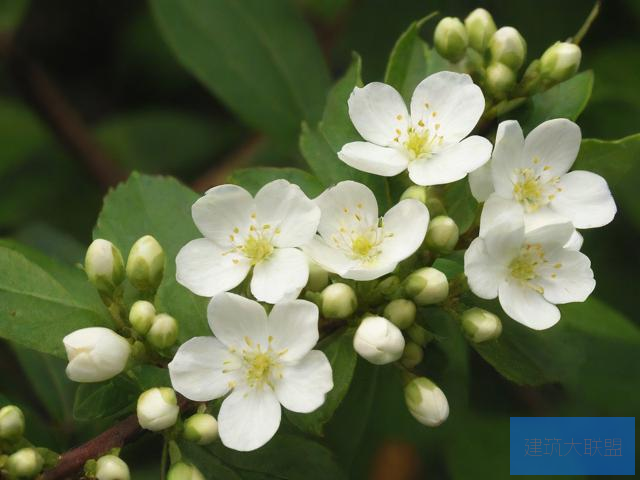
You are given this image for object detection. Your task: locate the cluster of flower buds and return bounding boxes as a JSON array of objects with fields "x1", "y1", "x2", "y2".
[{"x1": 130, "y1": 301, "x2": 179, "y2": 350}]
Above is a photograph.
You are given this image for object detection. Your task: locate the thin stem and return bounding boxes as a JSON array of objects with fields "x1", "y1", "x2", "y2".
[
  {"x1": 160, "y1": 438, "x2": 169, "y2": 480},
  {"x1": 571, "y1": 1, "x2": 601, "y2": 45}
]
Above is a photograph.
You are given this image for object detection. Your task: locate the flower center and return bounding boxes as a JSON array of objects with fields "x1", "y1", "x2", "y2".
[
  {"x1": 404, "y1": 129, "x2": 432, "y2": 159},
  {"x1": 239, "y1": 336, "x2": 285, "y2": 390},
  {"x1": 509, "y1": 255, "x2": 537, "y2": 281},
  {"x1": 512, "y1": 166, "x2": 562, "y2": 212},
  {"x1": 352, "y1": 235, "x2": 374, "y2": 257},
  {"x1": 246, "y1": 352, "x2": 274, "y2": 384},
  {"x1": 508, "y1": 244, "x2": 548, "y2": 293},
  {"x1": 242, "y1": 235, "x2": 273, "y2": 265}
]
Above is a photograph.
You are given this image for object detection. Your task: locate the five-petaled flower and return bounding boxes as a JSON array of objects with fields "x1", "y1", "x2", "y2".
[{"x1": 168, "y1": 292, "x2": 333, "y2": 451}]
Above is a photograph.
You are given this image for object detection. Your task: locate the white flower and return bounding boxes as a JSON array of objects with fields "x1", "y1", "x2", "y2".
[
  {"x1": 464, "y1": 214, "x2": 595, "y2": 330},
  {"x1": 63, "y1": 327, "x2": 131, "y2": 383},
  {"x1": 304, "y1": 181, "x2": 429, "y2": 281},
  {"x1": 353, "y1": 316, "x2": 405, "y2": 365},
  {"x1": 337, "y1": 71, "x2": 492, "y2": 186},
  {"x1": 404, "y1": 377, "x2": 449, "y2": 427},
  {"x1": 168, "y1": 293, "x2": 333, "y2": 451},
  {"x1": 137, "y1": 387, "x2": 180, "y2": 432},
  {"x1": 176, "y1": 180, "x2": 321, "y2": 304}
]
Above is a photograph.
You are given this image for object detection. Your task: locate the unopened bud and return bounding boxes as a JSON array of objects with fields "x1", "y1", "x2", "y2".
[
  {"x1": 63, "y1": 327, "x2": 131, "y2": 383},
  {"x1": 383, "y1": 299, "x2": 416, "y2": 329},
  {"x1": 147, "y1": 313, "x2": 178, "y2": 349},
  {"x1": 464, "y1": 8, "x2": 496, "y2": 52},
  {"x1": 400, "y1": 185, "x2": 427, "y2": 204},
  {"x1": 434, "y1": 17, "x2": 468, "y2": 63},
  {"x1": 485, "y1": 62, "x2": 516, "y2": 99},
  {"x1": 461, "y1": 307, "x2": 502, "y2": 343},
  {"x1": 321, "y1": 283, "x2": 357, "y2": 319},
  {"x1": 353, "y1": 316, "x2": 405, "y2": 365},
  {"x1": 407, "y1": 323, "x2": 432, "y2": 347},
  {"x1": 183, "y1": 413, "x2": 219, "y2": 445},
  {"x1": 405, "y1": 267, "x2": 449, "y2": 305},
  {"x1": 425, "y1": 216, "x2": 459, "y2": 253},
  {"x1": 96, "y1": 455, "x2": 130, "y2": 480},
  {"x1": 404, "y1": 377, "x2": 449, "y2": 427},
  {"x1": 85, "y1": 239, "x2": 125, "y2": 295},
  {"x1": 137, "y1": 387, "x2": 179, "y2": 432},
  {"x1": 540, "y1": 41, "x2": 581, "y2": 83},
  {"x1": 6, "y1": 448, "x2": 43, "y2": 478},
  {"x1": 0, "y1": 405, "x2": 24, "y2": 440},
  {"x1": 167, "y1": 462, "x2": 205, "y2": 480},
  {"x1": 306, "y1": 261, "x2": 329, "y2": 292},
  {"x1": 126, "y1": 235, "x2": 165, "y2": 292},
  {"x1": 401, "y1": 342, "x2": 424, "y2": 369},
  {"x1": 489, "y1": 26, "x2": 526, "y2": 71},
  {"x1": 129, "y1": 300, "x2": 156, "y2": 335}
]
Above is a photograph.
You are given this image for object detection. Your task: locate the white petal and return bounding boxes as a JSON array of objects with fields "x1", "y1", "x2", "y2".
[
  {"x1": 464, "y1": 237, "x2": 507, "y2": 299},
  {"x1": 168, "y1": 337, "x2": 236, "y2": 401},
  {"x1": 303, "y1": 236, "x2": 355, "y2": 276},
  {"x1": 523, "y1": 119, "x2": 581, "y2": 177},
  {"x1": 498, "y1": 281, "x2": 560, "y2": 330},
  {"x1": 342, "y1": 262, "x2": 397, "y2": 281},
  {"x1": 315, "y1": 181, "x2": 378, "y2": 240},
  {"x1": 523, "y1": 208, "x2": 583, "y2": 250},
  {"x1": 490, "y1": 120, "x2": 525, "y2": 198},
  {"x1": 347, "y1": 82, "x2": 409, "y2": 146},
  {"x1": 551, "y1": 171, "x2": 617, "y2": 228},
  {"x1": 218, "y1": 387, "x2": 281, "y2": 451},
  {"x1": 483, "y1": 213, "x2": 525, "y2": 263},
  {"x1": 378, "y1": 199, "x2": 429, "y2": 263},
  {"x1": 192, "y1": 184, "x2": 254, "y2": 247},
  {"x1": 274, "y1": 351, "x2": 333, "y2": 413},
  {"x1": 564, "y1": 230, "x2": 583, "y2": 251},
  {"x1": 523, "y1": 221, "x2": 575, "y2": 253},
  {"x1": 408, "y1": 136, "x2": 492, "y2": 186},
  {"x1": 251, "y1": 248, "x2": 308, "y2": 303},
  {"x1": 537, "y1": 249, "x2": 595, "y2": 304},
  {"x1": 410, "y1": 72, "x2": 485, "y2": 144},
  {"x1": 176, "y1": 239, "x2": 250, "y2": 297},
  {"x1": 468, "y1": 161, "x2": 494, "y2": 202},
  {"x1": 254, "y1": 180, "x2": 321, "y2": 248},
  {"x1": 208, "y1": 292, "x2": 268, "y2": 350},
  {"x1": 267, "y1": 300, "x2": 319, "y2": 362},
  {"x1": 479, "y1": 194, "x2": 524, "y2": 237},
  {"x1": 338, "y1": 141, "x2": 409, "y2": 176}
]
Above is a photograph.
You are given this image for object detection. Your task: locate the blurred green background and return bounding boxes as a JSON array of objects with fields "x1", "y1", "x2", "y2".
[{"x1": 0, "y1": 1, "x2": 638, "y2": 479}]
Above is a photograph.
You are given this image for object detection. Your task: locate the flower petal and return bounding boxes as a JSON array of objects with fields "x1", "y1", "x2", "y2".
[
  {"x1": 208, "y1": 292, "x2": 268, "y2": 349},
  {"x1": 498, "y1": 280, "x2": 560, "y2": 330},
  {"x1": 315, "y1": 181, "x2": 378, "y2": 240},
  {"x1": 342, "y1": 262, "x2": 398, "y2": 281},
  {"x1": 483, "y1": 211, "x2": 525, "y2": 263},
  {"x1": 551, "y1": 171, "x2": 617, "y2": 228},
  {"x1": 378, "y1": 199, "x2": 429, "y2": 263},
  {"x1": 218, "y1": 386, "x2": 281, "y2": 451},
  {"x1": 468, "y1": 161, "x2": 494, "y2": 202},
  {"x1": 490, "y1": 120, "x2": 525, "y2": 198},
  {"x1": 347, "y1": 82, "x2": 409, "y2": 146},
  {"x1": 303, "y1": 236, "x2": 356, "y2": 276},
  {"x1": 537, "y1": 250, "x2": 595, "y2": 304},
  {"x1": 251, "y1": 247, "x2": 308, "y2": 304},
  {"x1": 523, "y1": 221, "x2": 575, "y2": 253},
  {"x1": 464, "y1": 237, "x2": 507, "y2": 299},
  {"x1": 338, "y1": 141, "x2": 409, "y2": 176},
  {"x1": 565, "y1": 230, "x2": 584, "y2": 251},
  {"x1": 523, "y1": 119, "x2": 581, "y2": 178},
  {"x1": 176, "y1": 238, "x2": 250, "y2": 297},
  {"x1": 254, "y1": 180, "x2": 321, "y2": 248},
  {"x1": 274, "y1": 350, "x2": 333, "y2": 413},
  {"x1": 267, "y1": 300, "x2": 319, "y2": 362},
  {"x1": 168, "y1": 337, "x2": 237, "y2": 401},
  {"x1": 408, "y1": 136, "x2": 492, "y2": 186},
  {"x1": 479, "y1": 194, "x2": 524, "y2": 238}
]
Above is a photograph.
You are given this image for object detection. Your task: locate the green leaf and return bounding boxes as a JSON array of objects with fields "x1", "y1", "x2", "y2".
[
  {"x1": 0, "y1": 0, "x2": 29, "y2": 32},
  {"x1": 0, "y1": 241, "x2": 113, "y2": 357},
  {"x1": 229, "y1": 167, "x2": 324, "y2": 198},
  {"x1": 443, "y1": 179, "x2": 479, "y2": 234},
  {"x1": 93, "y1": 173, "x2": 210, "y2": 341},
  {"x1": 150, "y1": 0, "x2": 330, "y2": 144},
  {"x1": 431, "y1": 251, "x2": 465, "y2": 279},
  {"x1": 73, "y1": 375, "x2": 139, "y2": 421},
  {"x1": 178, "y1": 442, "x2": 244, "y2": 480},
  {"x1": 287, "y1": 328, "x2": 357, "y2": 435}
]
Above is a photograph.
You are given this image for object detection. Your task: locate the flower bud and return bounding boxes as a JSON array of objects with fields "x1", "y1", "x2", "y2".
[
  {"x1": 383, "y1": 299, "x2": 416, "y2": 329},
  {"x1": 404, "y1": 377, "x2": 449, "y2": 427},
  {"x1": 306, "y1": 260, "x2": 329, "y2": 292},
  {"x1": 0, "y1": 405, "x2": 25, "y2": 440},
  {"x1": 183, "y1": 413, "x2": 219, "y2": 445},
  {"x1": 401, "y1": 342, "x2": 424, "y2": 369},
  {"x1": 85, "y1": 239, "x2": 125, "y2": 295},
  {"x1": 129, "y1": 300, "x2": 156, "y2": 335},
  {"x1": 147, "y1": 313, "x2": 179, "y2": 349},
  {"x1": 6, "y1": 448, "x2": 44, "y2": 478},
  {"x1": 489, "y1": 26, "x2": 527, "y2": 71},
  {"x1": 434, "y1": 17, "x2": 468, "y2": 63},
  {"x1": 461, "y1": 307, "x2": 502, "y2": 343},
  {"x1": 137, "y1": 387, "x2": 179, "y2": 432},
  {"x1": 400, "y1": 185, "x2": 427, "y2": 204},
  {"x1": 96, "y1": 455, "x2": 130, "y2": 480},
  {"x1": 353, "y1": 316, "x2": 405, "y2": 365},
  {"x1": 321, "y1": 283, "x2": 357, "y2": 319},
  {"x1": 63, "y1": 327, "x2": 131, "y2": 383},
  {"x1": 404, "y1": 267, "x2": 449, "y2": 305},
  {"x1": 485, "y1": 62, "x2": 517, "y2": 99},
  {"x1": 464, "y1": 8, "x2": 496, "y2": 53},
  {"x1": 167, "y1": 462, "x2": 205, "y2": 480},
  {"x1": 540, "y1": 41, "x2": 581, "y2": 83},
  {"x1": 126, "y1": 235, "x2": 165, "y2": 292},
  {"x1": 425, "y1": 216, "x2": 459, "y2": 253}
]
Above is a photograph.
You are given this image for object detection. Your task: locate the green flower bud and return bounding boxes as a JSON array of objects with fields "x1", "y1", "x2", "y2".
[
  {"x1": 0, "y1": 405, "x2": 25, "y2": 440},
  {"x1": 6, "y1": 448, "x2": 44, "y2": 478},
  {"x1": 406, "y1": 323, "x2": 432, "y2": 347},
  {"x1": 85, "y1": 239, "x2": 125, "y2": 295},
  {"x1": 306, "y1": 261, "x2": 329, "y2": 292},
  {"x1": 147, "y1": 313, "x2": 178, "y2": 349},
  {"x1": 464, "y1": 8, "x2": 496, "y2": 52},
  {"x1": 540, "y1": 41, "x2": 581, "y2": 83},
  {"x1": 96, "y1": 455, "x2": 130, "y2": 480},
  {"x1": 400, "y1": 185, "x2": 428, "y2": 204},
  {"x1": 461, "y1": 307, "x2": 502, "y2": 343},
  {"x1": 137, "y1": 387, "x2": 179, "y2": 432},
  {"x1": 425, "y1": 216, "x2": 460, "y2": 253},
  {"x1": 126, "y1": 235, "x2": 165, "y2": 292},
  {"x1": 489, "y1": 26, "x2": 527, "y2": 71},
  {"x1": 434, "y1": 17, "x2": 468, "y2": 63},
  {"x1": 404, "y1": 267, "x2": 449, "y2": 305},
  {"x1": 129, "y1": 300, "x2": 156, "y2": 335},
  {"x1": 377, "y1": 275, "x2": 401, "y2": 296},
  {"x1": 404, "y1": 377, "x2": 449, "y2": 427},
  {"x1": 486, "y1": 62, "x2": 517, "y2": 99},
  {"x1": 425, "y1": 197, "x2": 446, "y2": 217},
  {"x1": 167, "y1": 462, "x2": 205, "y2": 480},
  {"x1": 401, "y1": 342, "x2": 424, "y2": 369},
  {"x1": 321, "y1": 283, "x2": 357, "y2": 319},
  {"x1": 183, "y1": 413, "x2": 219, "y2": 445},
  {"x1": 383, "y1": 299, "x2": 416, "y2": 329}
]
